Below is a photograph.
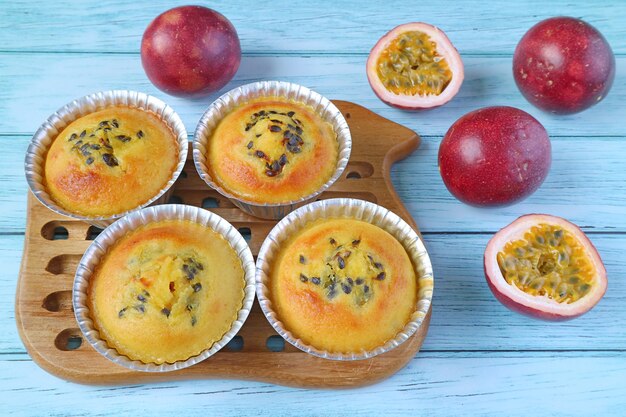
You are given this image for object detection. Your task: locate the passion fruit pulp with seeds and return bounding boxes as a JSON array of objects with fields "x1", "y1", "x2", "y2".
[
  {"x1": 366, "y1": 22, "x2": 464, "y2": 110},
  {"x1": 484, "y1": 214, "x2": 607, "y2": 321}
]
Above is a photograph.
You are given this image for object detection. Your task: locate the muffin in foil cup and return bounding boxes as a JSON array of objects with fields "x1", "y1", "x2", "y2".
[
  {"x1": 73, "y1": 204, "x2": 256, "y2": 372},
  {"x1": 256, "y1": 198, "x2": 434, "y2": 360},
  {"x1": 24, "y1": 90, "x2": 188, "y2": 228},
  {"x1": 193, "y1": 81, "x2": 352, "y2": 220}
]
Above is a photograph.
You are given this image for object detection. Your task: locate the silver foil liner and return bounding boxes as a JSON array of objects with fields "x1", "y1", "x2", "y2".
[
  {"x1": 193, "y1": 81, "x2": 352, "y2": 220},
  {"x1": 73, "y1": 204, "x2": 256, "y2": 372},
  {"x1": 24, "y1": 90, "x2": 188, "y2": 228},
  {"x1": 256, "y1": 198, "x2": 434, "y2": 360}
]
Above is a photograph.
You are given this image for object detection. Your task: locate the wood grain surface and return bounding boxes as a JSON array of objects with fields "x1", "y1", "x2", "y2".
[{"x1": 1, "y1": 0, "x2": 625, "y2": 415}]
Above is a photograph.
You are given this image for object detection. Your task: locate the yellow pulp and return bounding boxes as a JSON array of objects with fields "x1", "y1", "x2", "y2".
[
  {"x1": 497, "y1": 224, "x2": 595, "y2": 304},
  {"x1": 376, "y1": 31, "x2": 452, "y2": 96}
]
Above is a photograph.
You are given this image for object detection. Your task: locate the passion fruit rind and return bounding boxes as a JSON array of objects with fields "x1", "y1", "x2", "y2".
[
  {"x1": 484, "y1": 214, "x2": 607, "y2": 321},
  {"x1": 366, "y1": 22, "x2": 464, "y2": 110}
]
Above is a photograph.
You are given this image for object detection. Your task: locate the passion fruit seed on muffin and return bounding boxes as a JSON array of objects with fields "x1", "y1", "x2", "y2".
[
  {"x1": 88, "y1": 220, "x2": 245, "y2": 364},
  {"x1": 44, "y1": 107, "x2": 178, "y2": 217},
  {"x1": 271, "y1": 218, "x2": 418, "y2": 353},
  {"x1": 207, "y1": 97, "x2": 339, "y2": 204}
]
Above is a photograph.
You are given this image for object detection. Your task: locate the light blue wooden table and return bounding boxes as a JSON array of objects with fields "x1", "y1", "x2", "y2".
[{"x1": 1, "y1": 1, "x2": 625, "y2": 415}]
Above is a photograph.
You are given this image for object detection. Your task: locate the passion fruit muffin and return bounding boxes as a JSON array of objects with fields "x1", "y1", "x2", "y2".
[
  {"x1": 205, "y1": 97, "x2": 339, "y2": 204},
  {"x1": 269, "y1": 217, "x2": 418, "y2": 354},
  {"x1": 87, "y1": 219, "x2": 246, "y2": 364},
  {"x1": 44, "y1": 106, "x2": 179, "y2": 217}
]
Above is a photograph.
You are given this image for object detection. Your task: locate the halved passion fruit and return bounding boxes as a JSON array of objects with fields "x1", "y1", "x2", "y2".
[
  {"x1": 484, "y1": 214, "x2": 607, "y2": 321},
  {"x1": 366, "y1": 22, "x2": 464, "y2": 110}
]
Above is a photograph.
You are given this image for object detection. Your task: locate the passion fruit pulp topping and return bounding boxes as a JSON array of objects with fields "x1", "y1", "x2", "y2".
[
  {"x1": 497, "y1": 224, "x2": 594, "y2": 304},
  {"x1": 376, "y1": 31, "x2": 452, "y2": 96}
]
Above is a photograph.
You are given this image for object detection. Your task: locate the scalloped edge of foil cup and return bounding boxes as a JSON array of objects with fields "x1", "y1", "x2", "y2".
[
  {"x1": 25, "y1": 90, "x2": 188, "y2": 228},
  {"x1": 256, "y1": 198, "x2": 434, "y2": 361},
  {"x1": 193, "y1": 81, "x2": 352, "y2": 220},
  {"x1": 73, "y1": 204, "x2": 256, "y2": 372}
]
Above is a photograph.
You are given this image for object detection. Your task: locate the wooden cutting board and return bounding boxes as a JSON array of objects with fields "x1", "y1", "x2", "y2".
[{"x1": 15, "y1": 100, "x2": 432, "y2": 388}]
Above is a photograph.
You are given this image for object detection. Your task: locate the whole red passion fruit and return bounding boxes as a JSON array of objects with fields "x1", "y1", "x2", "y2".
[
  {"x1": 438, "y1": 106, "x2": 551, "y2": 207},
  {"x1": 513, "y1": 17, "x2": 615, "y2": 114},
  {"x1": 366, "y1": 22, "x2": 464, "y2": 110},
  {"x1": 141, "y1": 6, "x2": 241, "y2": 98},
  {"x1": 485, "y1": 214, "x2": 607, "y2": 321}
]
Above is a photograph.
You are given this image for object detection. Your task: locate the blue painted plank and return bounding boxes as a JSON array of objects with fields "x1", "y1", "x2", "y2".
[
  {"x1": 1, "y1": 0, "x2": 624, "y2": 55},
  {"x1": 1, "y1": 54, "x2": 625, "y2": 137},
  {"x1": 1, "y1": 352, "x2": 625, "y2": 416},
  {"x1": 2, "y1": 134, "x2": 625, "y2": 233},
  {"x1": 2, "y1": 233, "x2": 624, "y2": 353}
]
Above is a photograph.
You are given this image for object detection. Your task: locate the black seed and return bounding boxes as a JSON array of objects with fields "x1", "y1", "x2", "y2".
[
  {"x1": 287, "y1": 144, "x2": 301, "y2": 154},
  {"x1": 102, "y1": 153, "x2": 118, "y2": 167},
  {"x1": 287, "y1": 111, "x2": 295, "y2": 117},
  {"x1": 79, "y1": 130, "x2": 86, "y2": 138},
  {"x1": 111, "y1": 119, "x2": 119, "y2": 128},
  {"x1": 375, "y1": 272, "x2": 386, "y2": 281},
  {"x1": 374, "y1": 262, "x2": 383, "y2": 270},
  {"x1": 75, "y1": 140, "x2": 83, "y2": 146},
  {"x1": 271, "y1": 160, "x2": 281, "y2": 172},
  {"x1": 295, "y1": 118, "x2": 303, "y2": 125},
  {"x1": 115, "y1": 135, "x2": 131, "y2": 142},
  {"x1": 134, "y1": 304, "x2": 145, "y2": 313},
  {"x1": 89, "y1": 134, "x2": 95, "y2": 137},
  {"x1": 255, "y1": 150, "x2": 266, "y2": 159},
  {"x1": 352, "y1": 239, "x2": 361, "y2": 246},
  {"x1": 299, "y1": 273, "x2": 308, "y2": 283},
  {"x1": 259, "y1": 110, "x2": 267, "y2": 115},
  {"x1": 330, "y1": 238, "x2": 336, "y2": 245},
  {"x1": 265, "y1": 169, "x2": 278, "y2": 177},
  {"x1": 270, "y1": 119, "x2": 282, "y2": 124},
  {"x1": 195, "y1": 261, "x2": 204, "y2": 271},
  {"x1": 191, "y1": 316, "x2": 197, "y2": 326},
  {"x1": 355, "y1": 278, "x2": 364, "y2": 285},
  {"x1": 299, "y1": 255, "x2": 306, "y2": 264},
  {"x1": 193, "y1": 283, "x2": 202, "y2": 292},
  {"x1": 269, "y1": 125, "x2": 281, "y2": 133},
  {"x1": 255, "y1": 133, "x2": 262, "y2": 138},
  {"x1": 554, "y1": 229, "x2": 564, "y2": 239},
  {"x1": 245, "y1": 124, "x2": 252, "y2": 131},
  {"x1": 341, "y1": 283, "x2": 352, "y2": 294},
  {"x1": 295, "y1": 126, "x2": 303, "y2": 135},
  {"x1": 118, "y1": 307, "x2": 127, "y2": 318},
  {"x1": 143, "y1": 290, "x2": 150, "y2": 297},
  {"x1": 364, "y1": 285, "x2": 370, "y2": 293},
  {"x1": 327, "y1": 288, "x2": 338, "y2": 299},
  {"x1": 85, "y1": 156, "x2": 94, "y2": 165},
  {"x1": 89, "y1": 144, "x2": 101, "y2": 150},
  {"x1": 247, "y1": 141, "x2": 254, "y2": 149},
  {"x1": 69, "y1": 133, "x2": 77, "y2": 141},
  {"x1": 103, "y1": 127, "x2": 111, "y2": 132},
  {"x1": 337, "y1": 256, "x2": 345, "y2": 269},
  {"x1": 347, "y1": 277, "x2": 354, "y2": 286},
  {"x1": 186, "y1": 304, "x2": 193, "y2": 311},
  {"x1": 137, "y1": 294, "x2": 146, "y2": 303},
  {"x1": 161, "y1": 308, "x2": 170, "y2": 318},
  {"x1": 137, "y1": 130, "x2": 144, "y2": 138},
  {"x1": 182, "y1": 264, "x2": 195, "y2": 280},
  {"x1": 269, "y1": 110, "x2": 277, "y2": 114},
  {"x1": 98, "y1": 121, "x2": 109, "y2": 128},
  {"x1": 311, "y1": 277, "x2": 321, "y2": 285},
  {"x1": 279, "y1": 154, "x2": 288, "y2": 166}
]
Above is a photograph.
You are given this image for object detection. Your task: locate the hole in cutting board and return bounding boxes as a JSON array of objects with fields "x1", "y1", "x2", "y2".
[
  {"x1": 41, "y1": 222, "x2": 72, "y2": 240},
  {"x1": 168, "y1": 195, "x2": 184, "y2": 204},
  {"x1": 238, "y1": 228, "x2": 252, "y2": 243},
  {"x1": 42, "y1": 291, "x2": 73, "y2": 312},
  {"x1": 179, "y1": 170, "x2": 188, "y2": 179},
  {"x1": 86, "y1": 226, "x2": 103, "y2": 240},
  {"x1": 225, "y1": 336, "x2": 244, "y2": 351},
  {"x1": 55, "y1": 329, "x2": 83, "y2": 351},
  {"x1": 202, "y1": 197, "x2": 219, "y2": 208},
  {"x1": 45, "y1": 254, "x2": 82, "y2": 275},
  {"x1": 345, "y1": 161, "x2": 374, "y2": 179},
  {"x1": 266, "y1": 335, "x2": 285, "y2": 352}
]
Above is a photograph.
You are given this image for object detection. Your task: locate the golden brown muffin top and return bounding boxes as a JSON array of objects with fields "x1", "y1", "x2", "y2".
[
  {"x1": 207, "y1": 97, "x2": 338, "y2": 204},
  {"x1": 44, "y1": 106, "x2": 178, "y2": 216}
]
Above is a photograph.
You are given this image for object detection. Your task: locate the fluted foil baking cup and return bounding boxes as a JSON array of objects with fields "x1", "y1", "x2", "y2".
[
  {"x1": 193, "y1": 81, "x2": 352, "y2": 220},
  {"x1": 73, "y1": 204, "x2": 256, "y2": 372},
  {"x1": 25, "y1": 90, "x2": 188, "y2": 228},
  {"x1": 256, "y1": 198, "x2": 434, "y2": 360}
]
